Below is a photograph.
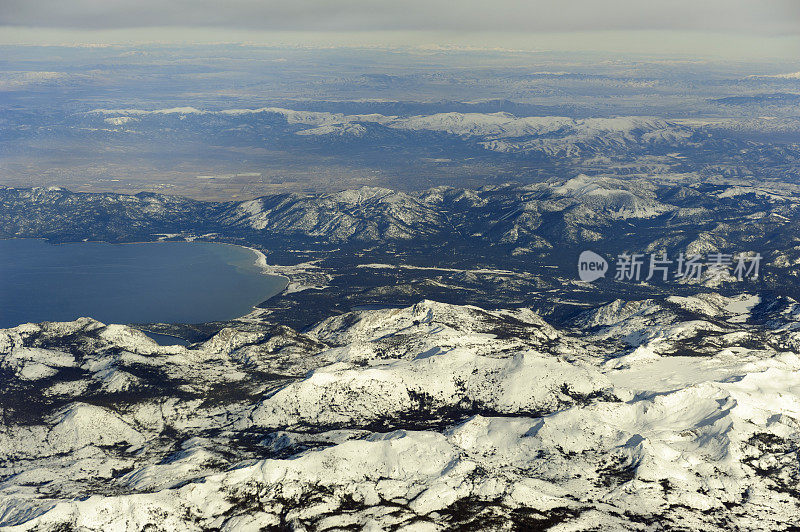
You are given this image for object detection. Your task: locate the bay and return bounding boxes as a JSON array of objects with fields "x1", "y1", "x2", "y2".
[{"x1": 0, "y1": 239, "x2": 287, "y2": 329}]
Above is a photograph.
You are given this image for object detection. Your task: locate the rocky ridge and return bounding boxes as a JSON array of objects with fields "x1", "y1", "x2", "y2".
[{"x1": 0, "y1": 295, "x2": 798, "y2": 530}]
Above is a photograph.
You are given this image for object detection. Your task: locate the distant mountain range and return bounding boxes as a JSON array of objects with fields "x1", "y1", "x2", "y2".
[
  {"x1": 7, "y1": 103, "x2": 800, "y2": 194},
  {"x1": 88, "y1": 106, "x2": 800, "y2": 161},
  {"x1": 3, "y1": 176, "x2": 800, "y2": 260}
]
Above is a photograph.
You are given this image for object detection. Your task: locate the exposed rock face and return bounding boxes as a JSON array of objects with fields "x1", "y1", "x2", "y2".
[{"x1": 1, "y1": 295, "x2": 798, "y2": 530}]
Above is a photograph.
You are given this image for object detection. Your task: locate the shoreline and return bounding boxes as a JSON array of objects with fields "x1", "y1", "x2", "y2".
[
  {"x1": 228, "y1": 243, "x2": 292, "y2": 311},
  {"x1": 0, "y1": 237, "x2": 293, "y2": 329},
  {"x1": 0, "y1": 237, "x2": 291, "y2": 289},
  {"x1": 235, "y1": 244, "x2": 290, "y2": 284}
]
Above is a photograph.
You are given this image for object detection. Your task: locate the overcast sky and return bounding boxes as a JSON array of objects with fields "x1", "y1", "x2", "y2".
[{"x1": 1, "y1": 0, "x2": 798, "y2": 58}]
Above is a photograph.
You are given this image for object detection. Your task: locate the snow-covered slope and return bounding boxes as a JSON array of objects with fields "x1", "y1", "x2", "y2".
[
  {"x1": 89, "y1": 107, "x2": 696, "y2": 159},
  {"x1": 6, "y1": 177, "x2": 800, "y2": 254},
  {"x1": 1, "y1": 295, "x2": 799, "y2": 530},
  {"x1": 220, "y1": 186, "x2": 449, "y2": 241}
]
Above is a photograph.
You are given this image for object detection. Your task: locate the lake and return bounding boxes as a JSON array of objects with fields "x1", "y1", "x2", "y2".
[{"x1": 0, "y1": 239, "x2": 287, "y2": 330}]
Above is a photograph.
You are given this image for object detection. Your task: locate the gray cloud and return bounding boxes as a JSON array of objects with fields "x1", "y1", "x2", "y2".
[{"x1": 1, "y1": 0, "x2": 799, "y2": 35}]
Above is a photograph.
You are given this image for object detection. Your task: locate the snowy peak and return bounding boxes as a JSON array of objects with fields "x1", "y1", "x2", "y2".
[
  {"x1": 2, "y1": 294, "x2": 800, "y2": 529},
  {"x1": 549, "y1": 174, "x2": 673, "y2": 219},
  {"x1": 88, "y1": 106, "x2": 694, "y2": 160},
  {"x1": 222, "y1": 186, "x2": 447, "y2": 241},
  {"x1": 307, "y1": 299, "x2": 560, "y2": 354}
]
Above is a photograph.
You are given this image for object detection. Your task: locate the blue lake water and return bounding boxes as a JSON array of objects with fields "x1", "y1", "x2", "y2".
[{"x1": 0, "y1": 239, "x2": 287, "y2": 329}]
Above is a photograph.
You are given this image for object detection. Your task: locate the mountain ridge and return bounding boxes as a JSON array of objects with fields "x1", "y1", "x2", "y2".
[{"x1": 0, "y1": 295, "x2": 798, "y2": 529}]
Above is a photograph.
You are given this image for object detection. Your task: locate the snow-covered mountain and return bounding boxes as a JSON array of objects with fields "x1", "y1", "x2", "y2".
[
  {"x1": 221, "y1": 187, "x2": 447, "y2": 242},
  {"x1": 15, "y1": 100, "x2": 800, "y2": 196},
  {"x1": 8, "y1": 175, "x2": 799, "y2": 248},
  {"x1": 0, "y1": 295, "x2": 798, "y2": 530},
  {"x1": 89, "y1": 107, "x2": 699, "y2": 159}
]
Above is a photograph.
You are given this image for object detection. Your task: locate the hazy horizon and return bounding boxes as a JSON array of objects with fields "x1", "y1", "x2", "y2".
[{"x1": 1, "y1": 0, "x2": 799, "y2": 60}]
